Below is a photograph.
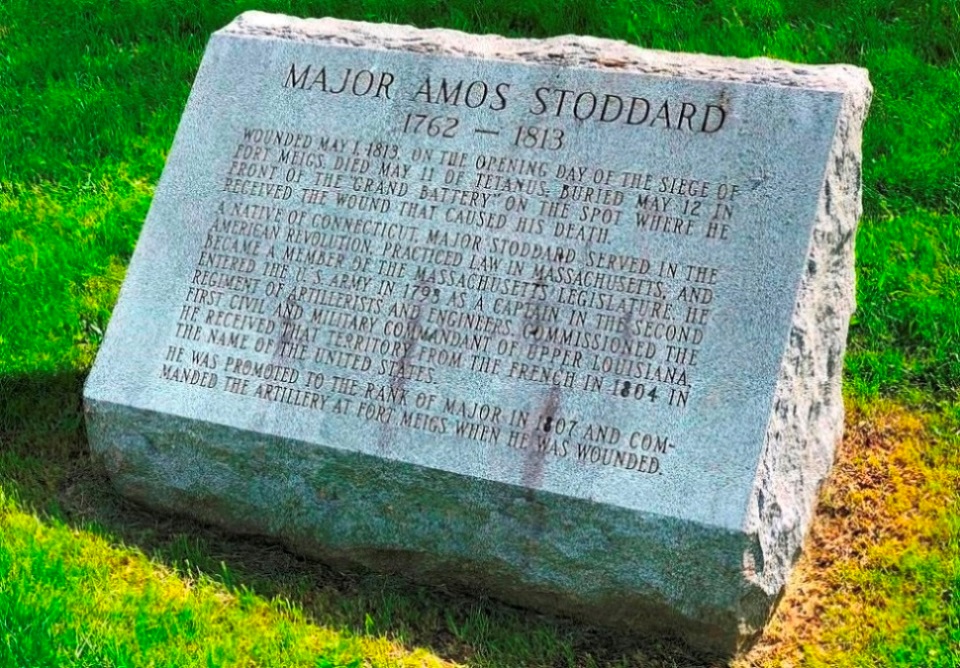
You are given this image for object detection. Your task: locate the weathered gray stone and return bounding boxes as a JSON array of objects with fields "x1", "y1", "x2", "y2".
[{"x1": 84, "y1": 11, "x2": 871, "y2": 654}]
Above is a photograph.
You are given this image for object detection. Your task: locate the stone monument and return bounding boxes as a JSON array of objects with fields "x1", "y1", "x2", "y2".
[{"x1": 84, "y1": 12, "x2": 871, "y2": 653}]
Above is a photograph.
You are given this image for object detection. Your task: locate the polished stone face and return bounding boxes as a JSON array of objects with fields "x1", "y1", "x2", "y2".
[{"x1": 85, "y1": 11, "x2": 871, "y2": 652}]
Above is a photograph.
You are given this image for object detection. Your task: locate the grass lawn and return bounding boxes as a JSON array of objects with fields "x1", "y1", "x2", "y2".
[{"x1": 1, "y1": 0, "x2": 958, "y2": 666}]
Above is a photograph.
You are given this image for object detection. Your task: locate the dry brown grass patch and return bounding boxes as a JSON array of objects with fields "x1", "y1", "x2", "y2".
[{"x1": 739, "y1": 400, "x2": 948, "y2": 667}]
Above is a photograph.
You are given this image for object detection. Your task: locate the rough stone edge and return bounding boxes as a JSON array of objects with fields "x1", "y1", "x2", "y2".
[
  {"x1": 738, "y1": 58, "x2": 872, "y2": 644},
  {"x1": 219, "y1": 11, "x2": 870, "y2": 93}
]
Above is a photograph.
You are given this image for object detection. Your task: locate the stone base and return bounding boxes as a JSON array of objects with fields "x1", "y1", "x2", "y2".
[{"x1": 87, "y1": 398, "x2": 784, "y2": 654}]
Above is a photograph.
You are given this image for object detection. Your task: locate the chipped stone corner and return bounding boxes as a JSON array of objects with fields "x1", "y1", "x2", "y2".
[{"x1": 740, "y1": 72, "x2": 872, "y2": 633}]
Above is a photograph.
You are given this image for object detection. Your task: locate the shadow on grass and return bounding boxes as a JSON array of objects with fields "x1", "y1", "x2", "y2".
[{"x1": 0, "y1": 371, "x2": 721, "y2": 668}]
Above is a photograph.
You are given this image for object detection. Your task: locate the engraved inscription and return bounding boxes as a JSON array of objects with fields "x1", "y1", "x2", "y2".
[{"x1": 155, "y1": 56, "x2": 774, "y2": 480}]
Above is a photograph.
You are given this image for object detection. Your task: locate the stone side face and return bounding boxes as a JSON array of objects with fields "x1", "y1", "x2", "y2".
[
  {"x1": 741, "y1": 74, "x2": 870, "y2": 629},
  {"x1": 85, "y1": 12, "x2": 871, "y2": 655}
]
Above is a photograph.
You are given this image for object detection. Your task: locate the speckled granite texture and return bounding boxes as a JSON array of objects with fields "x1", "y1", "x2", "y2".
[{"x1": 85, "y1": 12, "x2": 871, "y2": 654}]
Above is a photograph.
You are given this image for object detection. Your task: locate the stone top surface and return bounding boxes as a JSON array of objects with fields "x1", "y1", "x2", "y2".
[
  {"x1": 86, "y1": 13, "x2": 868, "y2": 532},
  {"x1": 222, "y1": 11, "x2": 870, "y2": 95}
]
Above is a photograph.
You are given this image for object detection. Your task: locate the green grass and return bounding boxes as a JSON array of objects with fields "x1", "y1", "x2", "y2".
[
  {"x1": 850, "y1": 212, "x2": 960, "y2": 399},
  {"x1": 1, "y1": 0, "x2": 959, "y2": 666},
  {"x1": 0, "y1": 499, "x2": 374, "y2": 668},
  {"x1": 2, "y1": 0, "x2": 958, "y2": 397}
]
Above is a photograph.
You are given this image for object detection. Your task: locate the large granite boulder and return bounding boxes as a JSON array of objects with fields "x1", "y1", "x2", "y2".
[{"x1": 85, "y1": 12, "x2": 871, "y2": 653}]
